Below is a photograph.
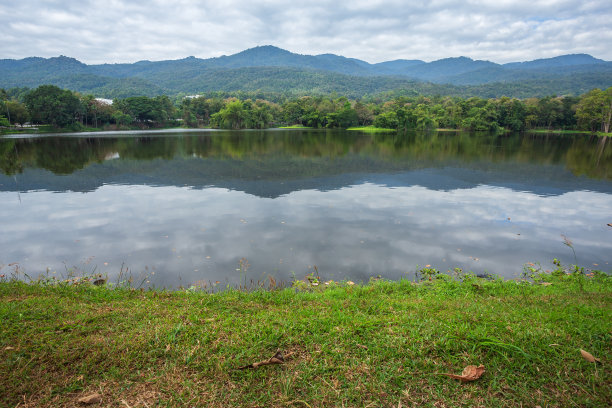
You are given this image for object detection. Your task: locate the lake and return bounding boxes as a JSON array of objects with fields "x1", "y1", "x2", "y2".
[{"x1": 1, "y1": 129, "x2": 610, "y2": 288}]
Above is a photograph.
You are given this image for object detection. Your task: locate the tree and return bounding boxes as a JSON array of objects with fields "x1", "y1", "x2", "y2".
[
  {"x1": 5, "y1": 101, "x2": 30, "y2": 126},
  {"x1": 373, "y1": 111, "x2": 399, "y2": 129},
  {"x1": 211, "y1": 99, "x2": 249, "y2": 129},
  {"x1": 24, "y1": 85, "x2": 82, "y2": 127},
  {"x1": 576, "y1": 88, "x2": 612, "y2": 133}
]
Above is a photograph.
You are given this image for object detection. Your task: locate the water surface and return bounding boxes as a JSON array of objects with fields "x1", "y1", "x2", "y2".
[{"x1": 1, "y1": 129, "x2": 610, "y2": 287}]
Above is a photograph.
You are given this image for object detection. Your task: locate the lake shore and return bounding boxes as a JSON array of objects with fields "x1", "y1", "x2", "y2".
[{"x1": 1, "y1": 267, "x2": 610, "y2": 407}]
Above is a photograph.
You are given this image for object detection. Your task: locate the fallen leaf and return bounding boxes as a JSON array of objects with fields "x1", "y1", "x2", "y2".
[
  {"x1": 237, "y1": 350, "x2": 288, "y2": 370},
  {"x1": 4, "y1": 346, "x2": 15, "y2": 351},
  {"x1": 441, "y1": 364, "x2": 485, "y2": 382},
  {"x1": 580, "y1": 349, "x2": 601, "y2": 363},
  {"x1": 78, "y1": 393, "x2": 102, "y2": 404},
  {"x1": 549, "y1": 344, "x2": 561, "y2": 347},
  {"x1": 540, "y1": 282, "x2": 553, "y2": 286}
]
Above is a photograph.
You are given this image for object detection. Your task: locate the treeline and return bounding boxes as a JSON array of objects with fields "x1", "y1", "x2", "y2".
[{"x1": 1, "y1": 85, "x2": 611, "y2": 133}]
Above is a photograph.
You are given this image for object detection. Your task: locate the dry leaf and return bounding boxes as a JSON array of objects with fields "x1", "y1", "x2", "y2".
[
  {"x1": 78, "y1": 393, "x2": 102, "y2": 404},
  {"x1": 4, "y1": 346, "x2": 15, "y2": 351},
  {"x1": 580, "y1": 349, "x2": 601, "y2": 363},
  {"x1": 441, "y1": 364, "x2": 485, "y2": 382},
  {"x1": 540, "y1": 282, "x2": 553, "y2": 286},
  {"x1": 237, "y1": 350, "x2": 287, "y2": 370}
]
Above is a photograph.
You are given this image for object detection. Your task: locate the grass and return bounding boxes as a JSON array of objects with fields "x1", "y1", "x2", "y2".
[
  {"x1": 346, "y1": 126, "x2": 397, "y2": 133},
  {"x1": 0, "y1": 265, "x2": 610, "y2": 407},
  {"x1": 278, "y1": 125, "x2": 312, "y2": 129}
]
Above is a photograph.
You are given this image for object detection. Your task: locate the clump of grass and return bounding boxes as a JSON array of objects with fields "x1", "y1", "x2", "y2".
[
  {"x1": 278, "y1": 124, "x2": 312, "y2": 129},
  {"x1": 0, "y1": 260, "x2": 610, "y2": 407},
  {"x1": 346, "y1": 126, "x2": 397, "y2": 133}
]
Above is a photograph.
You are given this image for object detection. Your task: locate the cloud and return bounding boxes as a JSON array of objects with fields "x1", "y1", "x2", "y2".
[
  {"x1": 0, "y1": 1, "x2": 611, "y2": 63},
  {"x1": 2, "y1": 182, "x2": 611, "y2": 288}
]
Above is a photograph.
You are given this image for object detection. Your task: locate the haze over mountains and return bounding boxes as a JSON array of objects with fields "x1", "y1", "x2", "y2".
[{"x1": 1, "y1": 45, "x2": 611, "y2": 99}]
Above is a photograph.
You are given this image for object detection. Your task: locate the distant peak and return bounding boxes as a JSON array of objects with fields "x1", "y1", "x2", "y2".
[
  {"x1": 504, "y1": 53, "x2": 606, "y2": 68},
  {"x1": 240, "y1": 45, "x2": 289, "y2": 53},
  {"x1": 47, "y1": 55, "x2": 85, "y2": 65}
]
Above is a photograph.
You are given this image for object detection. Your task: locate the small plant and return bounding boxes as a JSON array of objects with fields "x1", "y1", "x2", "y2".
[
  {"x1": 561, "y1": 234, "x2": 578, "y2": 265},
  {"x1": 237, "y1": 257, "x2": 250, "y2": 290},
  {"x1": 418, "y1": 266, "x2": 441, "y2": 281}
]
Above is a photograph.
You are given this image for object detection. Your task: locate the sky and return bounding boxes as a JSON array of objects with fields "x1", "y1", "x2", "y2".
[{"x1": 1, "y1": 0, "x2": 611, "y2": 64}]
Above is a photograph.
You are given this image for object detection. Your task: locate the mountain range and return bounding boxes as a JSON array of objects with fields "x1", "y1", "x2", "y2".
[{"x1": 1, "y1": 45, "x2": 611, "y2": 99}]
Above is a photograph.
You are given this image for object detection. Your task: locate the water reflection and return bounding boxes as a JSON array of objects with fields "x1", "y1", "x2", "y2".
[{"x1": 0, "y1": 130, "x2": 610, "y2": 286}]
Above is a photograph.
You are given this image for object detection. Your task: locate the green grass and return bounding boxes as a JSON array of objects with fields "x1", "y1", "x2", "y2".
[
  {"x1": 278, "y1": 124, "x2": 313, "y2": 129},
  {"x1": 0, "y1": 267, "x2": 610, "y2": 407},
  {"x1": 346, "y1": 126, "x2": 397, "y2": 133}
]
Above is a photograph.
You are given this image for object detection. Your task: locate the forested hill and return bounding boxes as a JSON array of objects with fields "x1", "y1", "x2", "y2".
[{"x1": 1, "y1": 46, "x2": 611, "y2": 99}]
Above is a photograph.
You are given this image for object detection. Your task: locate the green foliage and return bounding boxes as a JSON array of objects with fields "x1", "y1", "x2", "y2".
[
  {"x1": 23, "y1": 85, "x2": 83, "y2": 127},
  {"x1": 4, "y1": 100, "x2": 29, "y2": 125},
  {"x1": 9, "y1": 85, "x2": 612, "y2": 135},
  {"x1": 576, "y1": 87, "x2": 612, "y2": 132},
  {"x1": 373, "y1": 111, "x2": 399, "y2": 129}
]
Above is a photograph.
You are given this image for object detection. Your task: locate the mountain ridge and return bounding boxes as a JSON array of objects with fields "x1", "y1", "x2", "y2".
[{"x1": 1, "y1": 46, "x2": 611, "y2": 99}]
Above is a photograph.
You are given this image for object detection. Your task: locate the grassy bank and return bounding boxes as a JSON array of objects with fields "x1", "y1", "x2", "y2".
[
  {"x1": 278, "y1": 125, "x2": 312, "y2": 129},
  {"x1": 1, "y1": 267, "x2": 610, "y2": 407},
  {"x1": 347, "y1": 126, "x2": 396, "y2": 133}
]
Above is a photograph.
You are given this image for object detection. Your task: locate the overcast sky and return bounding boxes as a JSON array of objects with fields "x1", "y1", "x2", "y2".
[{"x1": 1, "y1": 0, "x2": 611, "y2": 64}]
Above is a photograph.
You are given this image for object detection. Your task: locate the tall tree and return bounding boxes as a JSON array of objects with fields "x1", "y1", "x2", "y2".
[
  {"x1": 576, "y1": 88, "x2": 612, "y2": 133},
  {"x1": 24, "y1": 85, "x2": 82, "y2": 127}
]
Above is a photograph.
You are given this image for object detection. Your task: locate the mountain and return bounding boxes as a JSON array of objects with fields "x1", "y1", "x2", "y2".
[
  {"x1": 503, "y1": 54, "x2": 606, "y2": 69},
  {"x1": 1, "y1": 46, "x2": 611, "y2": 99}
]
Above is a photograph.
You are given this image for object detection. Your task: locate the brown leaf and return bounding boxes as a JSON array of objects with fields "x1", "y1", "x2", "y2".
[
  {"x1": 237, "y1": 350, "x2": 286, "y2": 370},
  {"x1": 78, "y1": 393, "x2": 102, "y2": 404},
  {"x1": 580, "y1": 349, "x2": 601, "y2": 363},
  {"x1": 442, "y1": 364, "x2": 485, "y2": 382}
]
